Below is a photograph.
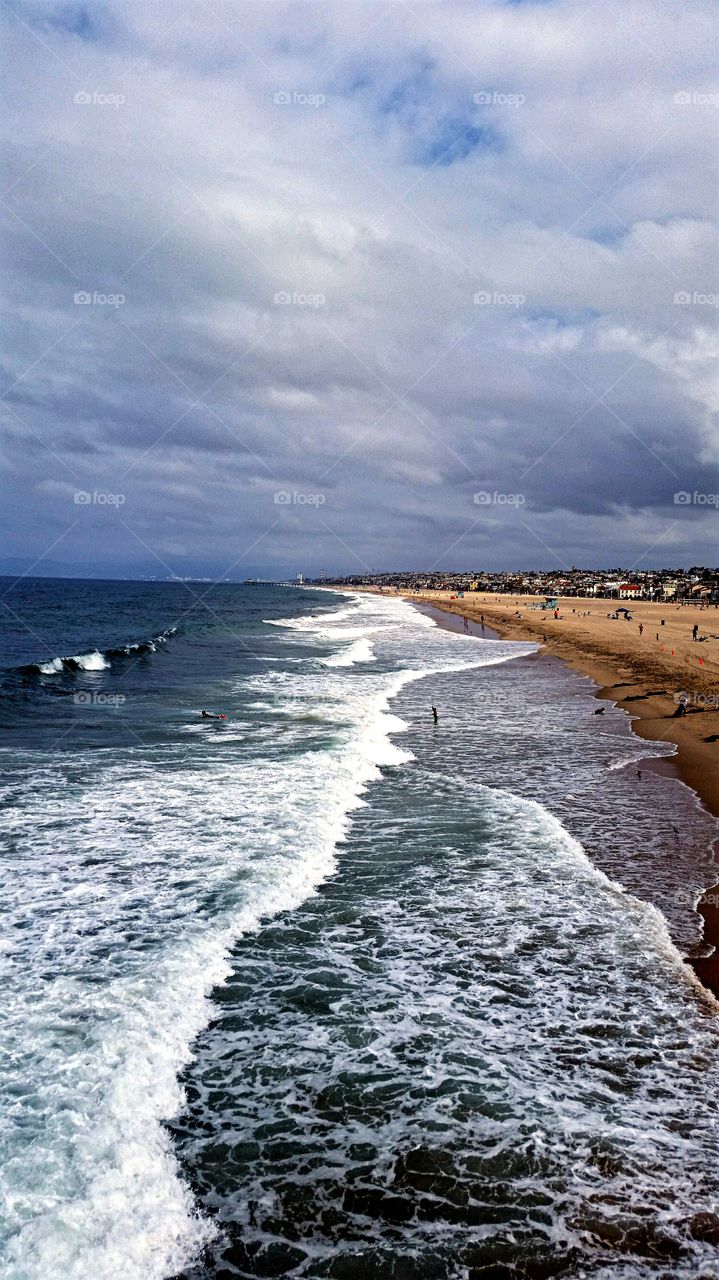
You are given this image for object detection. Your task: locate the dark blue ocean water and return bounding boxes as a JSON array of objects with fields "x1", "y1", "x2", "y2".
[
  {"x1": 0, "y1": 578, "x2": 335, "y2": 748},
  {"x1": 1, "y1": 580, "x2": 718, "y2": 1280}
]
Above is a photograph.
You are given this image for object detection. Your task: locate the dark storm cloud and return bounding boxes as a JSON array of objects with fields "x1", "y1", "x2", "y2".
[{"x1": 1, "y1": 0, "x2": 717, "y2": 578}]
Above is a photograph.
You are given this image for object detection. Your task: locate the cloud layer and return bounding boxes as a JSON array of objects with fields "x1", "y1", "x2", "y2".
[{"x1": 2, "y1": 0, "x2": 718, "y2": 577}]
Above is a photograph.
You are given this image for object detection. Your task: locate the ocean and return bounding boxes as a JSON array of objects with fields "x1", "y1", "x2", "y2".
[{"x1": 1, "y1": 580, "x2": 718, "y2": 1280}]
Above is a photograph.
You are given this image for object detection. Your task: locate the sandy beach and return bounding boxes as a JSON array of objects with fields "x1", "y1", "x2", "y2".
[{"x1": 344, "y1": 586, "x2": 719, "y2": 993}]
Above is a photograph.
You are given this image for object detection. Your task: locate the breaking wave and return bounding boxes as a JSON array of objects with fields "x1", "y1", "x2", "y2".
[{"x1": 20, "y1": 628, "x2": 178, "y2": 676}]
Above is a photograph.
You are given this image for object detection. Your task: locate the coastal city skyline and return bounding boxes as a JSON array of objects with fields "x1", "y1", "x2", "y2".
[{"x1": 323, "y1": 565, "x2": 719, "y2": 598}]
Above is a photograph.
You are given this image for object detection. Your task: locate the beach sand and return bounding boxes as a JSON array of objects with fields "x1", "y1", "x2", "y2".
[{"x1": 343, "y1": 587, "x2": 719, "y2": 994}]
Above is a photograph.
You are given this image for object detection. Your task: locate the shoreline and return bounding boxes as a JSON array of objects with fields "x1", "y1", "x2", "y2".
[{"x1": 337, "y1": 585, "x2": 719, "y2": 998}]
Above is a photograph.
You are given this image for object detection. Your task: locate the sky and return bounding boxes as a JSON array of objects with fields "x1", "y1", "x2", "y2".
[{"x1": 1, "y1": 0, "x2": 718, "y2": 580}]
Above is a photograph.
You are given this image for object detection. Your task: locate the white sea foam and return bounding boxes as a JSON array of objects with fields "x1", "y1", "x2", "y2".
[
  {"x1": 263, "y1": 605, "x2": 361, "y2": 631},
  {"x1": 74, "y1": 650, "x2": 109, "y2": 670},
  {"x1": 321, "y1": 637, "x2": 376, "y2": 667},
  {"x1": 37, "y1": 657, "x2": 64, "y2": 674},
  {"x1": 31, "y1": 628, "x2": 177, "y2": 675},
  {"x1": 0, "y1": 594, "x2": 543, "y2": 1279},
  {"x1": 36, "y1": 650, "x2": 109, "y2": 673},
  {"x1": 606, "y1": 750, "x2": 675, "y2": 772},
  {"x1": 488, "y1": 782, "x2": 715, "y2": 997},
  {"x1": 166, "y1": 727, "x2": 719, "y2": 1278}
]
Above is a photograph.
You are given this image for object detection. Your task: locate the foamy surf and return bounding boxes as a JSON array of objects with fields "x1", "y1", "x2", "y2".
[
  {"x1": 321, "y1": 637, "x2": 376, "y2": 667},
  {"x1": 5, "y1": 585, "x2": 716, "y2": 1280},
  {"x1": 2, "y1": 602, "x2": 464, "y2": 1279},
  {"x1": 1, "y1": 743, "x2": 401, "y2": 1276},
  {"x1": 475, "y1": 778, "x2": 717, "y2": 1005},
  {"x1": 38, "y1": 649, "x2": 109, "y2": 673},
  {"x1": 24, "y1": 628, "x2": 178, "y2": 676},
  {"x1": 170, "y1": 686, "x2": 719, "y2": 1279}
]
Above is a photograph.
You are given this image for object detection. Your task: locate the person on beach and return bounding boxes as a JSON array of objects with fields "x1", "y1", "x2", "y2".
[
  {"x1": 673, "y1": 695, "x2": 689, "y2": 718},
  {"x1": 693, "y1": 624, "x2": 699, "y2": 641},
  {"x1": 431, "y1": 705, "x2": 438, "y2": 723},
  {"x1": 639, "y1": 623, "x2": 643, "y2": 637}
]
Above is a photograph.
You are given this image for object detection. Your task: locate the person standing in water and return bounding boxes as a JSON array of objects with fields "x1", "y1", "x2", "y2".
[{"x1": 431, "y1": 705, "x2": 438, "y2": 723}]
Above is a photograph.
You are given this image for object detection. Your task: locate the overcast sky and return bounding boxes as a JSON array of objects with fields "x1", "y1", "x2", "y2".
[{"x1": 1, "y1": 0, "x2": 717, "y2": 579}]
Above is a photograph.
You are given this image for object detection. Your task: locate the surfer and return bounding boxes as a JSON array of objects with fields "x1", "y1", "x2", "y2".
[
  {"x1": 431, "y1": 705, "x2": 438, "y2": 724},
  {"x1": 201, "y1": 710, "x2": 227, "y2": 720}
]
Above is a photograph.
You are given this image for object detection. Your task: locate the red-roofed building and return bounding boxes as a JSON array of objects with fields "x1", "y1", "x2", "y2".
[{"x1": 618, "y1": 583, "x2": 642, "y2": 599}]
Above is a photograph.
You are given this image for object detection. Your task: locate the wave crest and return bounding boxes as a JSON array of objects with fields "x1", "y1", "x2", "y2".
[{"x1": 22, "y1": 628, "x2": 178, "y2": 676}]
